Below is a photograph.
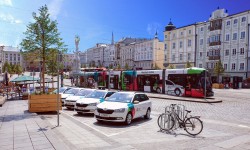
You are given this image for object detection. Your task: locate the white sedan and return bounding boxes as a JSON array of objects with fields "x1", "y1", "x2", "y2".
[
  {"x1": 64, "y1": 89, "x2": 95, "y2": 109},
  {"x1": 94, "y1": 92, "x2": 152, "y2": 125},
  {"x1": 75, "y1": 90, "x2": 116, "y2": 114}
]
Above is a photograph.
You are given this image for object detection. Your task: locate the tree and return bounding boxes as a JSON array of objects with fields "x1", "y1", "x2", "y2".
[
  {"x1": 15, "y1": 64, "x2": 23, "y2": 75},
  {"x1": 185, "y1": 61, "x2": 192, "y2": 68},
  {"x1": 3, "y1": 62, "x2": 11, "y2": 73},
  {"x1": 124, "y1": 63, "x2": 129, "y2": 70},
  {"x1": 109, "y1": 63, "x2": 113, "y2": 69},
  {"x1": 168, "y1": 64, "x2": 175, "y2": 69},
  {"x1": 117, "y1": 64, "x2": 121, "y2": 70},
  {"x1": 20, "y1": 5, "x2": 66, "y2": 93},
  {"x1": 214, "y1": 59, "x2": 224, "y2": 83}
]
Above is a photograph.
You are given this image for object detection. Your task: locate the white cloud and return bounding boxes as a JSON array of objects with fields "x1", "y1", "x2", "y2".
[
  {"x1": 147, "y1": 22, "x2": 161, "y2": 35},
  {"x1": 0, "y1": 13, "x2": 22, "y2": 24},
  {"x1": 0, "y1": 0, "x2": 12, "y2": 6},
  {"x1": 48, "y1": 0, "x2": 64, "y2": 19}
]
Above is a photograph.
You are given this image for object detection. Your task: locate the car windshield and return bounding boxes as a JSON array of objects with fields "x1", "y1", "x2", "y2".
[
  {"x1": 106, "y1": 93, "x2": 133, "y2": 103},
  {"x1": 59, "y1": 87, "x2": 68, "y2": 93},
  {"x1": 75, "y1": 89, "x2": 93, "y2": 96},
  {"x1": 64, "y1": 88, "x2": 80, "y2": 94},
  {"x1": 84, "y1": 91, "x2": 106, "y2": 98}
]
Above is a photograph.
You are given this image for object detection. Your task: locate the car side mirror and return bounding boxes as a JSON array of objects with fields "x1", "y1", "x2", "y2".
[{"x1": 133, "y1": 100, "x2": 139, "y2": 104}]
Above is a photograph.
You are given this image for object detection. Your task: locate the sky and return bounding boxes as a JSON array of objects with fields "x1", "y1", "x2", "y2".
[{"x1": 0, "y1": 0, "x2": 250, "y2": 53}]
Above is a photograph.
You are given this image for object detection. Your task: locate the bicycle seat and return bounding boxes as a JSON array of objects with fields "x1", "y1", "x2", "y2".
[{"x1": 185, "y1": 110, "x2": 191, "y2": 113}]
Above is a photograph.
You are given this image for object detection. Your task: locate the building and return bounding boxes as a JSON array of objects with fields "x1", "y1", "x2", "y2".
[
  {"x1": 0, "y1": 46, "x2": 23, "y2": 73},
  {"x1": 196, "y1": 8, "x2": 250, "y2": 82},
  {"x1": 163, "y1": 21, "x2": 196, "y2": 69},
  {"x1": 63, "y1": 53, "x2": 74, "y2": 71},
  {"x1": 164, "y1": 8, "x2": 250, "y2": 82}
]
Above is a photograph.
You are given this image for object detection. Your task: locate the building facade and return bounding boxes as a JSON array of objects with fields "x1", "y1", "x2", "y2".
[
  {"x1": 164, "y1": 8, "x2": 250, "y2": 82},
  {"x1": 0, "y1": 46, "x2": 23, "y2": 73},
  {"x1": 164, "y1": 21, "x2": 196, "y2": 69},
  {"x1": 196, "y1": 8, "x2": 250, "y2": 82}
]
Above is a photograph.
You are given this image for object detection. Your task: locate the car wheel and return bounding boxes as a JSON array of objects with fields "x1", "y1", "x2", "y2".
[
  {"x1": 156, "y1": 88, "x2": 161, "y2": 93},
  {"x1": 144, "y1": 108, "x2": 151, "y2": 119},
  {"x1": 125, "y1": 113, "x2": 132, "y2": 125},
  {"x1": 174, "y1": 88, "x2": 181, "y2": 96},
  {"x1": 77, "y1": 112, "x2": 82, "y2": 115},
  {"x1": 97, "y1": 119, "x2": 103, "y2": 123}
]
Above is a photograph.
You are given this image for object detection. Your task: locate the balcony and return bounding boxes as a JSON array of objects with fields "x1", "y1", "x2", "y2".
[
  {"x1": 209, "y1": 41, "x2": 221, "y2": 46},
  {"x1": 208, "y1": 55, "x2": 220, "y2": 60}
]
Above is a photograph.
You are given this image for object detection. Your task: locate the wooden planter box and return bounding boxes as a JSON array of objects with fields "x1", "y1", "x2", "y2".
[{"x1": 28, "y1": 94, "x2": 62, "y2": 113}]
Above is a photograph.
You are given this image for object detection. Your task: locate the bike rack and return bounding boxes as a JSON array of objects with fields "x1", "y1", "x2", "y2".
[{"x1": 163, "y1": 104, "x2": 186, "y2": 129}]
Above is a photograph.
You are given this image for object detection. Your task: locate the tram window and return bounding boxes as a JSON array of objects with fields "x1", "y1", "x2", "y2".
[{"x1": 166, "y1": 80, "x2": 174, "y2": 85}]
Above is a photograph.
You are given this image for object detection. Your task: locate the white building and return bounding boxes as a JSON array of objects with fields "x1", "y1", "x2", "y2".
[
  {"x1": 0, "y1": 46, "x2": 23, "y2": 73},
  {"x1": 196, "y1": 8, "x2": 250, "y2": 82}
]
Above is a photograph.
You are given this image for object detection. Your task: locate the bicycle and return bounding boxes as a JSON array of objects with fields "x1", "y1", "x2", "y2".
[{"x1": 157, "y1": 104, "x2": 203, "y2": 136}]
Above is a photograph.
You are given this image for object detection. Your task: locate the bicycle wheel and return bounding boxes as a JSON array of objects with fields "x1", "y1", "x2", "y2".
[
  {"x1": 184, "y1": 117, "x2": 203, "y2": 136},
  {"x1": 157, "y1": 113, "x2": 175, "y2": 131}
]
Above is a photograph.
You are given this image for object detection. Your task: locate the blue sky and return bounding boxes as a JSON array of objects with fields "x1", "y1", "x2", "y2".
[{"x1": 0, "y1": 0, "x2": 250, "y2": 53}]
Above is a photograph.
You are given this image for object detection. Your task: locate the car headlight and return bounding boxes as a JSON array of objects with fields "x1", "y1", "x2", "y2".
[
  {"x1": 114, "y1": 108, "x2": 125, "y2": 113},
  {"x1": 88, "y1": 103, "x2": 97, "y2": 106}
]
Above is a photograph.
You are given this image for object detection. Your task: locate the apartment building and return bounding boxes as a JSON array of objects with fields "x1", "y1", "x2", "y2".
[
  {"x1": 164, "y1": 22, "x2": 196, "y2": 69},
  {"x1": 0, "y1": 46, "x2": 23, "y2": 73},
  {"x1": 196, "y1": 8, "x2": 250, "y2": 82},
  {"x1": 164, "y1": 8, "x2": 250, "y2": 82}
]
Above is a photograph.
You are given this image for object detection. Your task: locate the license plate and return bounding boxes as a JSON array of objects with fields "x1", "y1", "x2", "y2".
[{"x1": 99, "y1": 113, "x2": 109, "y2": 117}]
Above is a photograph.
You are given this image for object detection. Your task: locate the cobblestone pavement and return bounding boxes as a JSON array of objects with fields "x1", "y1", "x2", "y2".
[{"x1": 40, "y1": 88, "x2": 250, "y2": 150}]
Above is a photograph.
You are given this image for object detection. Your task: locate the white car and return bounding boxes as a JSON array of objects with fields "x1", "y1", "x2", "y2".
[
  {"x1": 61, "y1": 88, "x2": 83, "y2": 106},
  {"x1": 75, "y1": 90, "x2": 116, "y2": 114},
  {"x1": 94, "y1": 92, "x2": 152, "y2": 125},
  {"x1": 53, "y1": 87, "x2": 72, "y2": 94},
  {"x1": 64, "y1": 89, "x2": 95, "y2": 109}
]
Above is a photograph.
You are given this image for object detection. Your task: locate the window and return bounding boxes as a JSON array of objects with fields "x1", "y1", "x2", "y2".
[
  {"x1": 188, "y1": 53, "x2": 191, "y2": 60},
  {"x1": 224, "y1": 64, "x2": 227, "y2": 70},
  {"x1": 240, "y1": 32, "x2": 245, "y2": 39},
  {"x1": 233, "y1": 19, "x2": 238, "y2": 24},
  {"x1": 199, "y1": 64, "x2": 202, "y2": 68},
  {"x1": 188, "y1": 39, "x2": 191, "y2": 47},
  {"x1": 242, "y1": 17, "x2": 246, "y2": 22},
  {"x1": 200, "y1": 52, "x2": 202, "y2": 57},
  {"x1": 164, "y1": 44, "x2": 167, "y2": 50},
  {"x1": 231, "y1": 63, "x2": 236, "y2": 70},
  {"x1": 240, "y1": 63, "x2": 244, "y2": 70},
  {"x1": 200, "y1": 27, "x2": 203, "y2": 31},
  {"x1": 172, "y1": 43, "x2": 176, "y2": 49},
  {"x1": 232, "y1": 49, "x2": 236, "y2": 55},
  {"x1": 180, "y1": 41, "x2": 183, "y2": 48},
  {"x1": 188, "y1": 30, "x2": 191, "y2": 34},
  {"x1": 172, "y1": 55, "x2": 175, "y2": 61},
  {"x1": 164, "y1": 55, "x2": 167, "y2": 61},
  {"x1": 200, "y1": 39, "x2": 203, "y2": 45},
  {"x1": 165, "y1": 35, "x2": 167, "y2": 39},
  {"x1": 207, "y1": 38, "x2": 210, "y2": 44},
  {"x1": 225, "y1": 49, "x2": 229, "y2": 56},
  {"x1": 180, "y1": 54, "x2": 183, "y2": 61},
  {"x1": 226, "y1": 21, "x2": 230, "y2": 26},
  {"x1": 225, "y1": 34, "x2": 230, "y2": 41},
  {"x1": 240, "y1": 48, "x2": 244, "y2": 55},
  {"x1": 207, "y1": 52, "x2": 209, "y2": 56},
  {"x1": 233, "y1": 33, "x2": 237, "y2": 40},
  {"x1": 180, "y1": 32, "x2": 183, "y2": 36}
]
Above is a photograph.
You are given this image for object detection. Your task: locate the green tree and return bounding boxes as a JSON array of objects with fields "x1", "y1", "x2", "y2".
[
  {"x1": 214, "y1": 59, "x2": 224, "y2": 83},
  {"x1": 117, "y1": 64, "x2": 121, "y2": 70},
  {"x1": 109, "y1": 63, "x2": 113, "y2": 69},
  {"x1": 124, "y1": 63, "x2": 129, "y2": 70},
  {"x1": 15, "y1": 64, "x2": 23, "y2": 75},
  {"x1": 3, "y1": 62, "x2": 11, "y2": 73},
  {"x1": 20, "y1": 5, "x2": 66, "y2": 93},
  {"x1": 168, "y1": 64, "x2": 175, "y2": 69},
  {"x1": 185, "y1": 61, "x2": 192, "y2": 68}
]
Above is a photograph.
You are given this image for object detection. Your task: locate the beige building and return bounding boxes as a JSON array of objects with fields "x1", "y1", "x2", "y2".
[{"x1": 163, "y1": 21, "x2": 196, "y2": 69}]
